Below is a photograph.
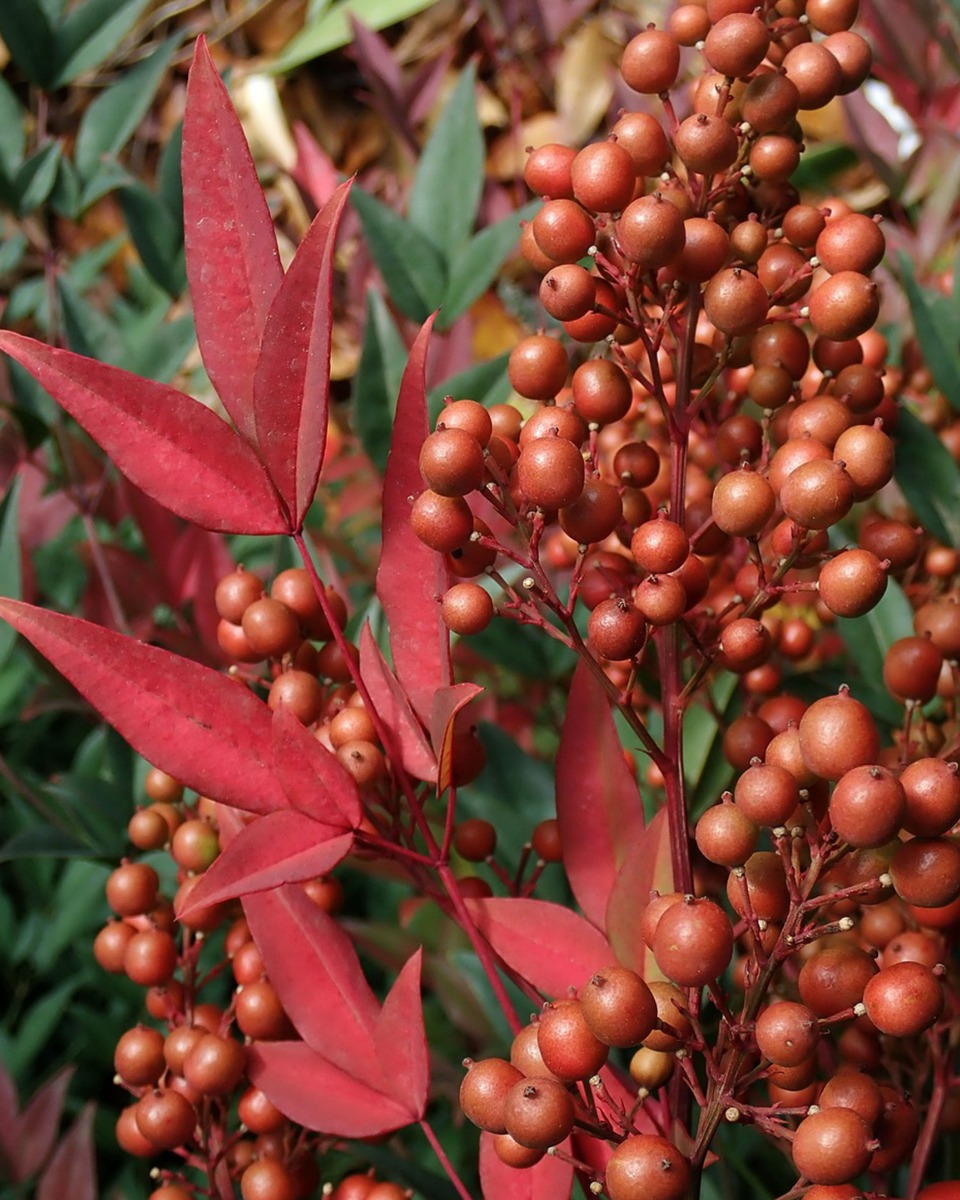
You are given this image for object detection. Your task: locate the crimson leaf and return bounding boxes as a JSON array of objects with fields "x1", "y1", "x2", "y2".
[
  {"x1": 243, "y1": 885, "x2": 384, "y2": 1084},
  {"x1": 556, "y1": 661, "x2": 644, "y2": 929},
  {"x1": 479, "y1": 1132, "x2": 574, "y2": 1200},
  {"x1": 36, "y1": 1104, "x2": 95, "y2": 1200},
  {"x1": 247, "y1": 1041, "x2": 413, "y2": 1138},
  {"x1": 374, "y1": 949, "x2": 428, "y2": 1119},
  {"x1": 182, "y1": 37, "x2": 282, "y2": 444},
  {"x1": 271, "y1": 704, "x2": 362, "y2": 828},
  {"x1": 376, "y1": 313, "x2": 452, "y2": 725},
  {"x1": 0, "y1": 600, "x2": 286, "y2": 813},
  {"x1": 466, "y1": 897, "x2": 615, "y2": 999},
  {"x1": 15, "y1": 1067, "x2": 73, "y2": 1183},
  {"x1": 253, "y1": 179, "x2": 353, "y2": 529},
  {"x1": 358, "y1": 622, "x2": 437, "y2": 783},
  {"x1": 605, "y1": 807, "x2": 674, "y2": 979},
  {"x1": 0, "y1": 333, "x2": 287, "y2": 535}
]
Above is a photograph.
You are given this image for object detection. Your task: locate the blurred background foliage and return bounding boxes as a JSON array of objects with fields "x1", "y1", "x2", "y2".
[{"x1": 0, "y1": 0, "x2": 959, "y2": 1196}]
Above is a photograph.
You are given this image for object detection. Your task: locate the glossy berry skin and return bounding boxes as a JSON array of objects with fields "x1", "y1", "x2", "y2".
[
  {"x1": 652, "y1": 897, "x2": 733, "y2": 987},
  {"x1": 580, "y1": 967, "x2": 657, "y2": 1048},
  {"x1": 135, "y1": 1088, "x2": 197, "y2": 1150},
  {"x1": 459, "y1": 1058, "x2": 523, "y2": 1133},
  {"x1": 536, "y1": 999, "x2": 608, "y2": 1081},
  {"x1": 240, "y1": 1160, "x2": 297, "y2": 1200},
  {"x1": 792, "y1": 1108, "x2": 872, "y2": 1185},
  {"x1": 798, "y1": 691, "x2": 880, "y2": 781},
  {"x1": 516, "y1": 437, "x2": 585, "y2": 510},
  {"x1": 503, "y1": 1077, "x2": 575, "y2": 1149},
  {"x1": 605, "y1": 1133, "x2": 691, "y2": 1200},
  {"x1": 828, "y1": 765, "x2": 905, "y2": 848},
  {"x1": 755, "y1": 1001, "x2": 820, "y2": 1067},
  {"x1": 862, "y1": 961, "x2": 944, "y2": 1037}
]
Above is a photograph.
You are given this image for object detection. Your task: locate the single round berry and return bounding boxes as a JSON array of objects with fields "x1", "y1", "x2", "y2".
[
  {"x1": 808, "y1": 272, "x2": 880, "y2": 341},
  {"x1": 523, "y1": 143, "x2": 576, "y2": 199},
  {"x1": 817, "y1": 549, "x2": 887, "y2": 618},
  {"x1": 124, "y1": 929, "x2": 178, "y2": 987},
  {"x1": 634, "y1": 574, "x2": 687, "y2": 626},
  {"x1": 734, "y1": 762, "x2": 800, "y2": 828},
  {"x1": 241, "y1": 598, "x2": 301, "y2": 659},
  {"x1": 695, "y1": 802, "x2": 759, "y2": 867},
  {"x1": 410, "y1": 491, "x2": 473, "y2": 553},
  {"x1": 726, "y1": 851, "x2": 790, "y2": 923},
  {"x1": 704, "y1": 269, "x2": 770, "y2": 337},
  {"x1": 215, "y1": 568, "x2": 263, "y2": 624},
  {"x1": 829, "y1": 765, "x2": 906, "y2": 848},
  {"x1": 441, "y1": 583, "x2": 494, "y2": 636},
  {"x1": 453, "y1": 818, "x2": 497, "y2": 862},
  {"x1": 605, "y1": 1133, "x2": 691, "y2": 1200},
  {"x1": 718, "y1": 619, "x2": 773, "y2": 674},
  {"x1": 816, "y1": 213, "x2": 885, "y2": 275},
  {"x1": 531, "y1": 818, "x2": 562, "y2": 862},
  {"x1": 539, "y1": 264, "x2": 596, "y2": 322},
  {"x1": 588, "y1": 599, "x2": 647, "y2": 661},
  {"x1": 503, "y1": 1077, "x2": 575, "y2": 1149},
  {"x1": 459, "y1": 1058, "x2": 523, "y2": 1133},
  {"x1": 792, "y1": 1108, "x2": 872, "y2": 1185},
  {"x1": 631, "y1": 517, "x2": 689, "y2": 575},
  {"x1": 652, "y1": 897, "x2": 733, "y2": 987},
  {"x1": 183, "y1": 1033, "x2": 246, "y2": 1095},
  {"x1": 419, "y1": 428, "x2": 485, "y2": 497},
  {"x1": 798, "y1": 690, "x2": 880, "y2": 781},
  {"x1": 674, "y1": 114, "x2": 740, "y2": 176},
  {"x1": 240, "y1": 1159, "x2": 297, "y2": 1200},
  {"x1": 536, "y1": 998, "x2": 609, "y2": 1081},
  {"x1": 114, "y1": 1025, "x2": 166, "y2": 1087},
  {"x1": 579, "y1": 966, "x2": 656, "y2": 1048},
  {"x1": 571, "y1": 140, "x2": 637, "y2": 213},
  {"x1": 106, "y1": 863, "x2": 160, "y2": 916},
  {"x1": 642, "y1": 981, "x2": 692, "y2": 1052},
  {"x1": 797, "y1": 943, "x2": 878, "y2": 1018},
  {"x1": 135, "y1": 1088, "x2": 197, "y2": 1151},
  {"x1": 883, "y1": 636, "x2": 944, "y2": 703},
  {"x1": 890, "y1": 838, "x2": 960, "y2": 909},
  {"x1": 862, "y1": 961, "x2": 944, "y2": 1037},
  {"x1": 508, "y1": 335, "x2": 568, "y2": 400},
  {"x1": 611, "y1": 111, "x2": 671, "y2": 176},
  {"x1": 618, "y1": 195, "x2": 686, "y2": 269},
  {"x1": 516, "y1": 436, "x2": 585, "y2": 510},
  {"x1": 571, "y1": 358, "x2": 633, "y2": 426},
  {"x1": 755, "y1": 1001, "x2": 820, "y2": 1067},
  {"x1": 782, "y1": 42, "x2": 844, "y2": 110},
  {"x1": 621, "y1": 28, "x2": 681, "y2": 94},
  {"x1": 900, "y1": 758, "x2": 960, "y2": 838},
  {"x1": 559, "y1": 479, "x2": 623, "y2": 544},
  {"x1": 780, "y1": 459, "x2": 856, "y2": 530},
  {"x1": 704, "y1": 13, "x2": 770, "y2": 78}
]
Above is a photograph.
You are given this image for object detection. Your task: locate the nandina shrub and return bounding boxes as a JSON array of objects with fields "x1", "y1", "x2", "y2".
[{"x1": 2, "y1": 9, "x2": 960, "y2": 1200}]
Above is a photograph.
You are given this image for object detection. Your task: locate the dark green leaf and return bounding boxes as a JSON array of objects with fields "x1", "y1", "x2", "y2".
[
  {"x1": 125, "y1": 315, "x2": 196, "y2": 383},
  {"x1": 271, "y1": 0, "x2": 438, "y2": 71},
  {"x1": 408, "y1": 62, "x2": 483, "y2": 262},
  {"x1": 75, "y1": 159, "x2": 134, "y2": 211},
  {"x1": 352, "y1": 187, "x2": 446, "y2": 321},
  {"x1": 0, "y1": 231, "x2": 28, "y2": 278},
  {"x1": 350, "y1": 1141, "x2": 460, "y2": 1200},
  {"x1": 0, "y1": 824, "x2": 96, "y2": 863},
  {"x1": 58, "y1": 276, "x2": 126, "y2": 364},
  {"x1": 834, "y1": 572, "x2": 914, "y2": 721},
  {"x1": 895, "y1": 407, "x2": 960, "y2": 546},
  {"x1": 427, "y1": 353, "x2": 510, "y2": 424},
  {"x1": 438, "y1": 200, "x2": 540, "y2": 329},
  {"x1": 6, "y1": 980, "x2": 79, "y2": 1076},
  {"x1": 48, "y1": 153, "x2": 82, "y2": 218},
  {"x1": 789, "y1": 142, "x2": 858, "y2": 190},
  {"x1": 0, "y1": 0, "x2": 54, "y2": 85},
  {"x1": 51, "y1": 0, "x2": 153, "y2": 85},
  {"x1": 157, "y1": 120, "x2": 184, "y2": 221},
  {"x1": 898, "y1": 250, "x2": 960, "y2": 412},
  {"x1": 75, "y1": 35, "x2": 180, "y2": 179},
  {"x1": 0, "y1": 75, "x2": 26, "y2": 176},
  {"x1": 684, "y1": 673, "x2": 736, "y2": 811},
  {"x1": 15, "y1": 142, "x2": 62, "y2": 215},
  {"x1": 0, "y1": 479, "x2": 23, "y2": 668},
  {"x1": 67, "y1": 235, "x2": 126, "y2": 289},
  {"x1": 119, "y1": 182, "x2": 186, "y2": 296},
  {"x1": 354, "y1": 290, "x2": 408, "y2": 472}
]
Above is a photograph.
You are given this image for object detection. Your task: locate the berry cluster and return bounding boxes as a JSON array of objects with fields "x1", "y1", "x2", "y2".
[{"x1": 403, "y1": 0, "x2": 960, "y2": 1195}]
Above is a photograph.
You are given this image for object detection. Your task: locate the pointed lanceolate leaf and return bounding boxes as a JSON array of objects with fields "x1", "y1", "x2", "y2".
[
  {"x1": 36, "y1": 1103, "x2": 96, "y2": 1200},
  {"x1": 377, "y1": 314, "x2": 453, "y2": 725},
  {"x1": 253, "y1": 179, "x2": 353, "y2": 529},
  {"x1": 605, "y1": 807, "x2": 674, "y2": 980},
  {"x1": 14, "y1": 1067, "x2": 73, "y2": 1183},
  {"x1": 243, "y1": 886, "x2": 383, "y2": 1082},
  {"x1": 556, "y1": 662, "x2": 645, "y2": 929},
  {"x1": 248, "y1": 1041, "x2": 413, "y2": 1138},
  {"x1": 0, "y1": 333, "x2": 286, "y2": 534},
  {"x1": 0, "y1": 600, "x2": 286, "y2": 813},
  {"x1": 465, "y1": 897, "x2": 615, "y2": 1000},
  {"x1": 431, "y1": 682, "x2": 483, "y2": 795},
  {"x1": 480, "y1": 1132, "x2": 574, "y2": 1200},
  {"x1": 182, "y1": 38, "x2": 282, "y2": 443},
  {"x1": 176, "y1": 811, "x2": 352, "y2": 919},
  {"x1": 374, "y1": 949, "x2": 428, "y2": 1119},
  {"x1": 359, "y1": 623, "x2": 437, "y2": 783},
  {"x1": 271, "y1": 704, "x2": 362, "y2": 828}
]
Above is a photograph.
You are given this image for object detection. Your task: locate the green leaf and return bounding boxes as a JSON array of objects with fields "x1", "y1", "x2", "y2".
[
  {"x1": 0, "y1": 824, "x2": 95, "y2": 862},
  {"x1": 895, "y1": 408, "x2": 960, "y2": 546},
  {"x1": 831, "y1": 592, "x2": 910, "y2": 727},
  {"x1": 408, "y1": 62, "x2": 483, "y2": 262},
  {"x1": 463, "y1": 616, "x2": 572, "y2": 680},
  {"x1": 58, "y1": 276, "x2": 126, "y2": 365},
  {"x1": 119, "y1": 182, "x2": 186, "y2": 296},
  {"x1": 789, "y1": 142, "x2": 858, "y2": 190},
  {"x1": 75, "y1": 35, "x2": 180, "y2": 179},
  {"x1": 684, "y1": 672, "x2": 736, "y2": 800},
  {"x1": 15, "y1": 142, "x2": 63, "y2": 215},
  {"x1": 0, "y1": 0, "x2": 55, "y2": 85},
  {"x1": 125, "y1": 315, "x2": 196, "y2": 383},
  {"x1": 898, "y1": 250, "x2": 960, "y2": 412},
  {"x1": 0, "y1": 75, "x2": 26, "y2": 177},
  {"x1": 51, "y1": 0, "x2": 153, "y2": 85},
  {"x1": 0, "y1": 479, "x2": 23, "y2": 669},
  {"x1": 6, "y1": 979, "x2": 79, "y2": 1076},
  {"x1": 351, "y1": 187, "x2": 446, "y2": 321},
  {"x1": 75, "y1": 158, "x2": 134, "y2": 211},
  {"x1": 157, "y1": 121, "x2": 184, "y2": 221},
  {"x1": 33, "y1": 861, "x2": 110, "y2": 972},
  {"x1": 354, "y1": 291, "x2": 408, "y2": 472},
  {"x1": 0, "y1": 231, "x2": 28, "y2": 278},
  {"x1": 272, "y1": 0, "x2": 439, "y2": 71},
  {"x1": 439, "y1": 200, "x2": 540, "y2": 329},
  {"x1": 427, "y1": 354, "x2": 511, "y2": 424}
]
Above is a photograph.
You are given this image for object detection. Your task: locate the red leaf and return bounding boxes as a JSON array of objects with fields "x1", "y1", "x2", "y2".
[
  {"x1": 358, "y1": 623, "x2": 437, "y2": 783},
  {"x1": 243, "y1": 886, "x2": 383, "y2": 1083},
  {"x1": 465, "y1": 897, "x2": 615, "y2": 999},
  {"x1": 0, "y1": 1060, "x2": 19, "y2": 1178},
  {"x1": 0, "y1": 601, "x2": 286, "y2": 814},
  {"x1": 182, "y1": 38, "x2": 283, "y2": 444},
  {"x1": 556, "y1": 662, "x2": 645, "y2": 929},
  {"x1": 376, "y1": 314, "x2": 452, "y2": 725},
  {"x1": 175, "y1": 811, "x2": 352, "y2": 918},
  {"x1": 247, "y1": 1041, "x2": 413, "y2": 1138},
  {"x1": 605, "y1": 807, "x2": 674, "y2": 979},
  {"x1": 253, "y1": 180, "x2": 353, "y2": 530},
  {"x1": 292, "y1": 122, "x2": 339, "y2": 210},
  {"x1": 36, "y1": 1103, "x2": 95, "y2": 1200},
  {"x1": 0, "y1": 333, "x2": 286, "y2": 535},
  {"x1": 271, "y1": 705, "x2": 361, "y2": 828},
  {"x1": 430, "y1": 682, "x2": 483, "y2": 794},
  {"x1": 374, "y1": 949, "x2": 428, "y2": 1119},
  {"x1": 479, "y1": 1132, "x2": 574, "y2": 1200},
  {"x1": 15, "y1": 1067, "x2": 73, "y2": 1182}
]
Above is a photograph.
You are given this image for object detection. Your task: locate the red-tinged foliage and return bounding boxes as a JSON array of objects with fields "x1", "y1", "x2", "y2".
[
  {"x1": 246, "y1": 1040, "x2": 414, "y2": 1138},
  {"x1": 430, "y1": 682, "x2": 484, "y2": 794},
  {"x1": 253, "y1": 179, "x2": 353, "y2": 530},
  {"x1": 35, "y1": 1103, "x2": 96, "y2": 1200},
  {"x1": 243, "y1": 886, "x2": 384, "y2": 1083},
  {"x1": 374, "y1": 949, "x2": 429, "y2": 1120},
  {"x1": 0, "y1": 600, "x2": 287, "y2": 814},
  {"x1": 376, "y1": 314, "x2": 453, "y2": 726},
  {"x1": 556, "y1": 661, "x2": 645, "y2": 928},
  {"x1": 605, "y1": 807, "x2": 674, "y2": 979},
  {"x1": 175, "y1": 811, "x2": 353, "y2": 918},
  {"x1": 0, "y1": 333, "x2": 287, "y2": 535},
  {"x1": 359, "y1": 622, "x2": 438, "y2": 782},
  {"x1": 271, "y1": 705, "x2": 362, "y2": 828},
  {"x1": 1, "y1": 1065, "x2": 73, "y2": 1183},
  {"x1": 291, "y1": 122, "x2": 340, "y2": 210},
  {"x1": 465, "y1": 897, "x2": 616, "y2": 999},
  {"x1": 478, "y1": 1130, "x2": 574, "y2": 1200},
  {"x1": 182, "y1": 37, "x2": 282, "y2": 446}
]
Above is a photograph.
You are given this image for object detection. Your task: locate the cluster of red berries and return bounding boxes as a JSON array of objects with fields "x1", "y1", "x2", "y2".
[
  {"x1": 427, "y1": 0, "x2": 960, "y2": 1195},
  {"x1": 95, "y1": 755, "x2": 420, "y2": 1200}
]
